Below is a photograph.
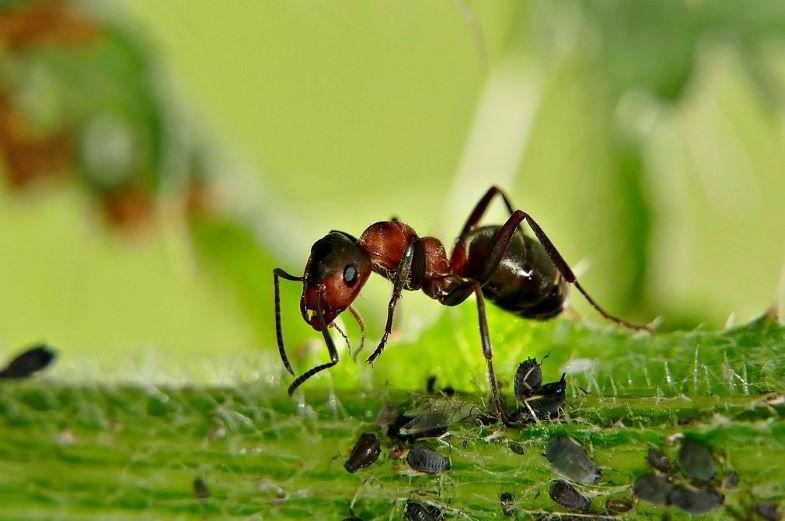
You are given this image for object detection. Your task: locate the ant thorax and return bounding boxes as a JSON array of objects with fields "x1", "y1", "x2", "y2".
[{"x1": 357, "y1": 220, "x2": 459, "y2": 298}]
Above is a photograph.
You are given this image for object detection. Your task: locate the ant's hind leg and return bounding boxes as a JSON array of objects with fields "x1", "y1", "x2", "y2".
[{"x1": 489, "y1": 210, "x2": 653, "y2": 332}]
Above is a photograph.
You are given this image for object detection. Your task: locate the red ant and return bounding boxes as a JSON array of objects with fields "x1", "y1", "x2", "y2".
[{"x1": 274, "y1": 186, "x2": 652, "y2": 425}]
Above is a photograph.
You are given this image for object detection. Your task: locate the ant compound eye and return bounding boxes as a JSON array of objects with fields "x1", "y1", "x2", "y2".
[{"x1": 343, "y1": 264, "x2": 358, "y2": 286}]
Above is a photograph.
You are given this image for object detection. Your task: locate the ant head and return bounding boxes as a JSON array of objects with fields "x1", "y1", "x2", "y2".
[{"x1": 300, "y1": 231, "x2": 371, "y2": 330}]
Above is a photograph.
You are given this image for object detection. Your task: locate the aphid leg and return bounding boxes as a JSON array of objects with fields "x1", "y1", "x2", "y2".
[
  {"x1": 348, "y1": 304, "x2": 366, "y2": 361},
  {"x1": 366, "y1": 238, "x2": 418, "y2": 364},
  {"x1": 287, "y1": 291, "x2": 339, "y2": 396},
  {"x1": 273, "y1": 268, "x2": 303, "y2": 375}
]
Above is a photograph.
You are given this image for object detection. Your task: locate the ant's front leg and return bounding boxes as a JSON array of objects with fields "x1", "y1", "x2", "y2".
[{"x1": 366, "y1": 237, "x2": 423, "y2": 364}]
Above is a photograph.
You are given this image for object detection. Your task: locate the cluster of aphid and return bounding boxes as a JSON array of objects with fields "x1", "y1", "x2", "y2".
[
  {"x1": 341, "y1": 398, "x2": 457, "y2": 520},
  {"x1": 337, "y1": 356, "x2": 575, "y2": 520},
  {"x1": 634, "y1": 437, "x2": 781, "y2": 519}
]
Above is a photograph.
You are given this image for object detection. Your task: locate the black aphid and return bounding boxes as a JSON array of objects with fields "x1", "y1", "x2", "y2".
[
  {"x1": 344, "y1": 433, "x2": 381, "y2": 473},
  {"x1": 342, "y1": 517, "x2": 363, "y2": 521},
  {"x1": 387, "y1": 413, "x2": 416, "y2": 441},
  {"x1": 545, "y1": 436, "x2": 600, "y2": 484},
  {"x1": 668, "y1": 485, "x2": 724, "y2": 515},
  {"x1": 500, "y1": 491, "x2": 515, "y2": 517},
  {"x1": 633, "y1": 472, "x2": 672, "y2": 506},
  {"x1": 723, "y1": 471, "x2": 739, "y2": 489},
  {"x1": 514, "y1": 357, "x2": 543, "y2": 400},
  {"x1": 405, "y1": 499, "x2": 442, "y2": 521},
  {"x1": 398, "y1": 413, "x2": 449, "y2": 440},
  {"x1": 605, "y1": 498, "x2": 633, "y2": 514},
  {"x1": 527, "y1": 374, "x2": 567, "y2": 418},
  {"x1": 192, "y1": 477, "x2": 210, "y2": 499},
  {"x1": 549, "y1": 480, "x2": 591, "y2": 512},
  {"x1": 509, "y1": 441, "x2": 526, "y2": 455},
  {"x1": 646, "y1": 448, "x2": 671, "y2": 474},
  {"x1": 755, "y1": 502, "x2": 781, "y2": 521},
  {"x1": 0, "y1": 344, "x2": 56, "y2": 379},
  {"x1": 405, "y1": 447, "x2": 450, "y2": 474},
  {"x1": 677, "y1": 438, "x2": 715, "y2": 482}
]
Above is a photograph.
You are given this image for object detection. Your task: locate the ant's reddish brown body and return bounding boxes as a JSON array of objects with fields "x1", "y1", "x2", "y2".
[{"x1": 274, "y1": 186, "x2": 651, "y2": 425}]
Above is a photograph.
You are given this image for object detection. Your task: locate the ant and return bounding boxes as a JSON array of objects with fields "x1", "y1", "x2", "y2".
[{"x1": 274, "y1": 186, "x2": 652, "y2": 425}]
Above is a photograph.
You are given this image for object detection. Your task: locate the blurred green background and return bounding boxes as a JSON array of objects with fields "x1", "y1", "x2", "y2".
[{"x1": 2, "y1": 0, "x2": 785, "y2": 384}]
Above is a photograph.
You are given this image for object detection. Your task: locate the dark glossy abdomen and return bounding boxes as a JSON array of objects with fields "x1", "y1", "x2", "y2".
[{"x1": 462, "y1": 225, "x2": 568, "y2": 319}]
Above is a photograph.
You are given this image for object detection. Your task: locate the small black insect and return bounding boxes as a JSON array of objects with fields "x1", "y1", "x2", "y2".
[
  {"x1": 646, "y1": 448, "x2": 672, "y2": 474},
  {"x1": 398, "y1": 413, "x2": 450, "y2": 441},
  {"x1": 633, "y1": 472, "x2": 672, "y2": 506},
  {"x1": 545, "y1": 436, "x2": 600, "y2": 484},
  {"x1": 0, "y1": 344, "x2": 56, "y2": 379},
  {"x1": 677, "y1": 438, "x2": 715, "y2": 483},
  {"x1": 514, "y1": 357, "x2": 543, "y2": 400},
  {"x1": 755, "y1": 501, "x2": 781, "y2": 521},
  {"x1": 723, "y1": 470, "x2": 739, "y2": 489},
  {"x1": 405, "y1": 447, "x2": 450, "y2": 474},
  {"x1": 405, "y1": 499, "x2": 443, "y2": 521},
  {"x1": 192, "y1": 477, "x2": 210, "y2": 499},
  {"x1": 508, "y1": 441, "x2": 526, "y2": 455},
  {"x1": 500, "y1": 491, "x2": 515, "y2": 517},
  {"x1": 523, "y1": 373, "x2": 567, "y2": 419},
  {"x1": 605, "y1": 497, "x2": 634, "y2": 514},
  {"x1": 549, "y1": 480, "x2": 591, "y2": 512},
  {"x1": 344, "y1": 433, "x2": 381, "y2": 473},
  {"x1": 668, "y1": 485, "x2": 724, "y2": 515}
]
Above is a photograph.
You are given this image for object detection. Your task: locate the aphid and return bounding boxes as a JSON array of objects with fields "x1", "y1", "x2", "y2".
[
  {"x1": 755, "y1": 502, "x2": 781, "y2": 521},
  {"x1": 545, "y1": 436, "x2": 600, "y2": 484},
  {"x1": 274, "y1": 186, "x2": 652, "y2": 425},
  {"x1": 525, "y1": 373, "x2": 567, "y2": 418},
  {"x1": 514, "y1": 357, "x2": 543, "y2": 400},
  {"x1": 633, "y1": 473, "x2": 672, "y2": 506},
  {"x1": 677, "y1": 438, "x2": 715, "y2": 482},
  {"x1": 549, "y1": 480, "x2": 591, "y2": 512},
  {"x1": 723, "y1": 471, "x2": 739, "y2": 489},
  {"x1": 405, "y1": 447, "x2": 450, "y2": 474},
  {"x1": 344, "y1": 433, "x2": 381, "y2": 473},
  {"x1": 668, "y1": 485, "x2": 724, "y2": 515},
  {"x1": 508, "y1": 441, "x2": 526, "y2": 455},
  {"x1": 0, "y1": 344, "x2": 56, "y2": 379},
  {"x1": 646, "y1": 448, "x2": 672, "y2": 474},
  {"x1": 398, "y1": 413, "x2": 450, "y2": 440},
  {"x1": 500, "y1": 491, "x2": 515, "y2": 517},
  {"x1": 405, "y1": 499, "x2": 443, "y2": 521},
  {"x1": 605, "y1": 498, "x2": 634, "y2": 514},
  {"x1": 192, "y1": 477, "x2": 210, "y2": 499}
]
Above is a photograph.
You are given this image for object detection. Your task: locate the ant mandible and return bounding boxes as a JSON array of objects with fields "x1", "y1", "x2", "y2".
[{"x1": 274, "y1": 186, "x2": 652, "y2": 425}]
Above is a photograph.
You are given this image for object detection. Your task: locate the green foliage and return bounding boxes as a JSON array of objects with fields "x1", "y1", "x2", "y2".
[{"x1": 1, "y1": 316, "x2": 784, "y2": 519}]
